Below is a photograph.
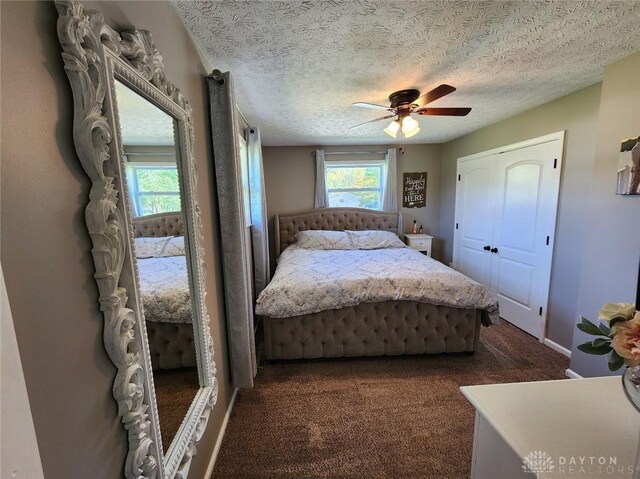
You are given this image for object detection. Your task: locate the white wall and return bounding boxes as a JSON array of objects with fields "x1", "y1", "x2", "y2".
[
  {"x1": 1, "y1": 265, "x2": 45, "y2": 479},
  {"x1": 570, "y1": 51, "x2": 640, "y2": 377}
]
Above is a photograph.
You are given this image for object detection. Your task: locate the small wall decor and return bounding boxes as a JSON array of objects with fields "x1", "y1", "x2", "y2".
[
  {"x1": 617, "y1": 136, "x2": 640, "y2": 195},
  {"x1": 403, "y1": 172, "x2": 427, "y2": 208}
]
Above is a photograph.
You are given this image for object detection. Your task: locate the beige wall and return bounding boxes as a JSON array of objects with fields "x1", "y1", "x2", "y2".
[
  {"x1": 263, "y1": 144, "x2": 443, "y2": 263},
  {"x1": 0, "y1": 2, "x2": 232, "y2": 478},
  {"x1": 571, "y1": 51, "x2": 640, "y2": 377},
  {"x1": 440, "y1": 84, "x2": 602, "y2": 349}
]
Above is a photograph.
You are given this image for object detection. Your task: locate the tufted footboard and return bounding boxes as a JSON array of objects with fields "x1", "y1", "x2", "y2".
[
  {"x1": 263, "y1": 301, "x2": 482, "y2": 360},
  {"x1": 147, "y1": 322, "x2": 197, "y2": 369}
]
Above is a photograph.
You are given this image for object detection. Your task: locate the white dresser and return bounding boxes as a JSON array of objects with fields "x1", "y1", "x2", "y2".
[
  {"x1": 404, "y1": 233, "x2": 433, "y2": 256},
  {"x1": 461, "y1": 377, "x2": 640, "y2": 479}
]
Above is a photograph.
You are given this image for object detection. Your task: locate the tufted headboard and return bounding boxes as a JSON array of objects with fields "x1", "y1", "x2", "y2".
[
  {"x1": 275, "y1": 207, "x2": 403, "y2": 257},
  {"x1": 132, "y1": 212, "x2": 183, "y2": 238}
]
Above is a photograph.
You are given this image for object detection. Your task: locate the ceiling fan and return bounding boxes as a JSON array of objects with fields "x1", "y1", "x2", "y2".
[{"x1": 350, "y1": 84, "x2": 471, "y2": 138}]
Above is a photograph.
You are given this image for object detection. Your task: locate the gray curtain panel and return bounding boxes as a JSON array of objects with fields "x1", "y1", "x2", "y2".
[
  {"x1": 206, "y1": 71, "x2": 257, "y2": 388},
  {"x1": 247, "y1": 127, "x2": 270, "y2": 295},
  {"x1": 382, "y1": 148, "x2": 397, "y2": 211},
  {"x1": 314, "y1": 149, "x2": 327, "y2": 208}
]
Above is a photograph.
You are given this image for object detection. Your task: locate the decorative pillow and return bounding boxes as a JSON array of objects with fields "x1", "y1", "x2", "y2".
[
  {"x1": 294, "y1": 230, "x2": 354, "y2": 250},
  {"x1": 134, "y1": 237, "x2": 171, "y2": 259},
  {"x1": 346, "y1": 230, "x2": 406, "y2": 250},
  {"x1": 161, "y1": 236, "x2": 186, "y2": 257}
]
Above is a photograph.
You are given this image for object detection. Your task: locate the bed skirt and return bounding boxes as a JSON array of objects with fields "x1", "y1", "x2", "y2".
[
  {"x1": 263, "y1": 301, "x2": 482, "y2": 360},
  {"x1": 146, "y1": 322, "x2": 197, "y2": 370}
]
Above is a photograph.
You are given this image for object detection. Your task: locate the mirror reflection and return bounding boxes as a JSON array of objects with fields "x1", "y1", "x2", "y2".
[{"x1": 115, "y1": 81, "x2": 199, "y2": 453}]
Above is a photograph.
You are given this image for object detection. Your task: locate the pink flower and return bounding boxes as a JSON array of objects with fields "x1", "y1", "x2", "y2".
[{"x1": 612, "y1": 315, "x2": 640, "y2": 367}]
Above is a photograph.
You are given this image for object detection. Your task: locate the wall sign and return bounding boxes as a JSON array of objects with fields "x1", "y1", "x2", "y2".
[
  {"x1": 617, "y1": 135, "x2": 640, "y2": 195},
  {"x1": 403, "y1": 172, "x2": 427, "y2": 208}
]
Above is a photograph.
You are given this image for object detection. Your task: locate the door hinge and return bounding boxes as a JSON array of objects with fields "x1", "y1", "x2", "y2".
[
  {"x1": 553, "y1": 158, "x2": 557, "y2": 169},
  {"x1": 455, "y1": 223, "x2": 459, "y2": 230},
  {"x1": 546, "y1": 235, "x2": 550, "y2": 245},
  {"x1": 458, "y1": 174, "x2": 461, "y2": 181},
  {"x1": 539, "y1": 307, "x2": 543, "y2": 316}
]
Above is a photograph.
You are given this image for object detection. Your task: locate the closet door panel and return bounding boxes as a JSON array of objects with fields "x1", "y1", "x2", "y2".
[
  {"x1": 492, "y1": 142, "x2": 560, "y2": 338},
  {"x1": 454, "y1": 156, "x2": 496, "y2": 286}
]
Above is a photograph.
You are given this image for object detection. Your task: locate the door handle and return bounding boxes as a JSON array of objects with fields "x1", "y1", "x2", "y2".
[
  {"x1": 483, "y1": 245, "x2": 491, "y2": 251},
  {"x1": 490, "y1": 247, "x2": 499, "y2": 253}
]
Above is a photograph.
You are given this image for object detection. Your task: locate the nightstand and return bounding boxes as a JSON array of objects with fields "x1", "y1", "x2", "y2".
[{"x1": 404, "y1": 234, "x2": 433, "y2": 256}]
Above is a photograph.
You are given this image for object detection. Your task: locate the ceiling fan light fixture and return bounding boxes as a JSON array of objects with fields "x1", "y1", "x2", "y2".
[
  {"x1": 383, "y1": 120, "x2": 399, "y2": 138},
  {"x1": 404, "y1": 126, "x2": 420, "y2": 138},
  {"x1": 401, "y1": 115, "x2": 419, "y2": 135}
]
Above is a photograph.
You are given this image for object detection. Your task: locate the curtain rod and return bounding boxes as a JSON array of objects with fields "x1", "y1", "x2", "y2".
[{"x1": 322, "y1": 150, "x2": 388, "y2": 155}]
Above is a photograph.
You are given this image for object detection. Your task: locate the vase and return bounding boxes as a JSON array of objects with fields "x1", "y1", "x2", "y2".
[{"x1": 622, "y1": 365, "x2": 640, "y2": 412}]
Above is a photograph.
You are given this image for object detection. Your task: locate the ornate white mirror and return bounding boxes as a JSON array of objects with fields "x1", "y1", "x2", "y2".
[{"x1": 56, "y1": 1, "x2": 217, "y2": 477}]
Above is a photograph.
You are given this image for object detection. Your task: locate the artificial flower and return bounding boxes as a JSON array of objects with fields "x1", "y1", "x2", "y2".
[
  {"x1": 611, "y1": 316, "x2": 640, "y2": 367},
  {"x1": 598, "y1": 303, "x2": 636, "y2": 322}
]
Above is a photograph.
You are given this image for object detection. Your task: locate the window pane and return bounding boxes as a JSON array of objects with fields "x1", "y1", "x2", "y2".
[
  {"x1": 326, "y1": 165, "x2": 381, "y2": 190},
  {"x1": 328, "y1": 191, "x2": 381, "y2": 209},
  {"x1": 136, "y1": 168, "x2": 180, "y2": 193},
  {"x1": 139, "y1": 194, "x2": 182, "y2": 215}
]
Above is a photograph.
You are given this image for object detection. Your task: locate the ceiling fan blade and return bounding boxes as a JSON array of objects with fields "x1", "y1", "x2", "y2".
[
  {"x1": 415, "y1": 84, "x2": 456, "y2": 107},
  {"x1": 349, "y1": 114, "x2": 395, "y2": 129},
  {"x1": 352, "y1": 102, "x2": 393, "y2": 111},
  {"x1": 415, "y1": 107, "x2": 471, "y2": 116}
]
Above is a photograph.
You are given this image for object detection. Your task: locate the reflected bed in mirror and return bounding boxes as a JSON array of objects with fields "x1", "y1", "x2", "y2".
[{"x1": 116, "y1": 81, "x2": 200, "y2": 453}]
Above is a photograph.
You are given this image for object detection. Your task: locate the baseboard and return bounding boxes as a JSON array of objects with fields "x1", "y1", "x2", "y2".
[
  {"x1": 204, "y1": 387, "x2": 239, "y2": 479},
  {"x1": 543, "y1": 338, "x2": 571, "y2": 358},
  {"x1": 565, "y1": 368, "x2": 583, "y2": 379}
]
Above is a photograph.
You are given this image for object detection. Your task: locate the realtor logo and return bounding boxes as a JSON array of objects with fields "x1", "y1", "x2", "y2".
[{"x1": 522, "y1": 450, "x2": 555, "y2": 474}]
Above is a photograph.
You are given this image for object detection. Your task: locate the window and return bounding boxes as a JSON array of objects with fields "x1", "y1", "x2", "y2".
[
  {"x1": 127, "y1": 164, "x2": 182, "y2": 216},
  {"x1": 325, "y1": 161, "x2": 384, "y2": 210}
]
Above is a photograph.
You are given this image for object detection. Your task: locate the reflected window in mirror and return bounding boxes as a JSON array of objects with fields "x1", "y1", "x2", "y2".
[
  {"x1": 126, "y1": 160, "x2": 181, "y2": 216},
  {"x1": 115, "y1": 80, "x2": 200, "y2": 454}
]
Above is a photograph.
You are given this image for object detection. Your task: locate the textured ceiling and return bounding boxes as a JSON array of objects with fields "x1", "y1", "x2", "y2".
[
  {"x1": 175, "y1": 1, "x2": 640, "y2": 146},
  {"x1": 115, "y1": 81, "x2": 175, "y2": 145}
]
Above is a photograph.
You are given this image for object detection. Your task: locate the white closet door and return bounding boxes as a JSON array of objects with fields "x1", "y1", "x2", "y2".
[
  {"x1": 454, "y1": 155, "x2": 497, "y2": 286},
  {"x1": 490, "y1": 141, "x2": 561, "y2": 338},
  {"x1": 454, "y1": 132, "x2": 564, "y2": 340}
]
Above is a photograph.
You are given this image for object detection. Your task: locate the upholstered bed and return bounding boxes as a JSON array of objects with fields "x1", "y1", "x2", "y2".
[
  {"x1": 132, "y1": 212, "x2": 196, "y2": 370},
  {"x1": 258, "y1": 208, "x2": 496, "y2": 360}
]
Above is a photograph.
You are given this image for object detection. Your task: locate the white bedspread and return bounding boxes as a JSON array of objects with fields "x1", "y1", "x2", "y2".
[
  {"x1": 255, "y1": 246, "x2": 499, "y2": 323},
  {"x1": 137, "y1": 256, "x2": 192, "y2": 324}
]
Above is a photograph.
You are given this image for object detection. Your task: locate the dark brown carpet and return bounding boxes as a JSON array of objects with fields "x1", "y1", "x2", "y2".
[
  {"x1": 153, "y1": 367, "x2": 200, "y2": 452},
  {"x1": 212, "y1": 322, "x2": 569, "y2": 479}
]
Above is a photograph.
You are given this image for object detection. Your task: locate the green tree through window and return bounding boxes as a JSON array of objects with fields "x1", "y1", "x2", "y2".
[
  {"x1": 128, "y1": 165, "x2": 182, "y2": 216},
  {"x1": 326, "y1": 163, "x2": 383, "y2": 209}
]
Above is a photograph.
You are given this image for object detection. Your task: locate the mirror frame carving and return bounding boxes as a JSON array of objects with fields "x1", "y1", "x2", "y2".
[{"x1": 56, "y1": 1, "x2": 217, "y2": 477}]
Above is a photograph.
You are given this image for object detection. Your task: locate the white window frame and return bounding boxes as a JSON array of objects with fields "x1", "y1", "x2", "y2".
[
  {"x1": 126, "y1": 162, "x2": 181, "y2": 216},
  {"x1": 324, "y1": 160, "x2": 385, "y2": 210}
]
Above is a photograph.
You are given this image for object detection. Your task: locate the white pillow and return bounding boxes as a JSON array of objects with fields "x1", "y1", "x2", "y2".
[
  {"x1": 134, "y1": 237, "x2": 170, "y2": 259},
  {"x1": 346, "y1": 230, "x2": 406, "y2": 250},
  {"x1": 161, "y1": 236, "x2": 186, "y2": 257},
  {"x1": 294, "y1": 230, "x2": 354, "y2": 250}
]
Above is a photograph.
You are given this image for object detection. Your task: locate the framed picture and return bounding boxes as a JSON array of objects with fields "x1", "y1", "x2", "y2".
[
  {"x1": 616, "y1": 136, "x2": 640, "y2": 195},
  {"x1": 403, "y1": 172, "x2": 427, "y2": 208}
]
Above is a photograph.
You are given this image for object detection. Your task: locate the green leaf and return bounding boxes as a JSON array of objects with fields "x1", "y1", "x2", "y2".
[
  {"x1": 592, "y1": 338, "x2": 611, "y2": 348},
  {"x1": 577, "y1": 317, "x2": 605, "y2": 336},
  {"x1": 577, "y1": 342, "x2": 612, "y2": 355},
  {"x1": 609, "y1": 316, "x2": 629, "y2": 328},
  {"x1": 598, "y1": 323, "x2": 611, "y2": 336},
  {"x1": 608, "y1": 349, "x2": 623, "y2": 363},
  {"x1": 607, "y1": 351, "x2": 625, "y2": 371}
]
